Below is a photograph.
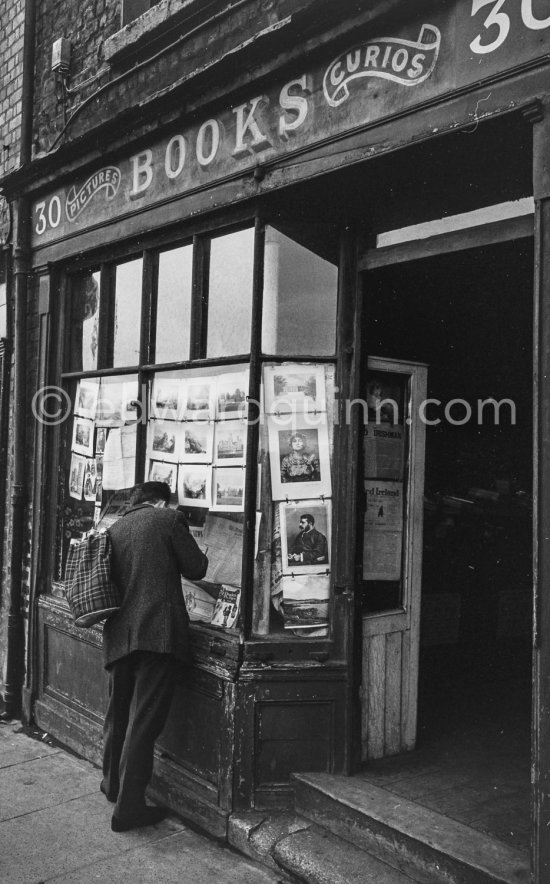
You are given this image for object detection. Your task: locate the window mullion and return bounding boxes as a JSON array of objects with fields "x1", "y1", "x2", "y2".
[{"x1": 190, "y1": 235, "x2": 210, "y2": 360}]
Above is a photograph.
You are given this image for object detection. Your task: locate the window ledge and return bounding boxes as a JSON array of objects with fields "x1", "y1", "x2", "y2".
[{"x1": 104, "y1": 0, "x2": 208, "y2": 63}]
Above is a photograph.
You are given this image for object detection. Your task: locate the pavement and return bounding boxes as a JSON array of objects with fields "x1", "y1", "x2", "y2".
[{"x1": 0, "y1": 720, "x2": 285, "y2": 884}]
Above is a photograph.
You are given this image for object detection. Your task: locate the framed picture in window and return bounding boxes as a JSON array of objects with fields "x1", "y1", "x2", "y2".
[
  {"x1": 147, "y1": 459, "x2": 177, "y2": 493},
  {"x1": 178, "y1": 465, "x2": 213, "y2": 508},
  {"x1": 148, "y1": 419, "x2": 180, "y2": 463},
  {"x1": 214, "y1": 421, "x2": 247, "y2": 465},
  {"x1": 216, "y1": 371, "x2": 249, "y2": 419},
  {"x1": 75, "y1": 378, "x2": 100, "y2": 420},
  {"x1": 71, "y1": 416, "x2": 94, "y2": 457},
  {"x1": 211, "y1": 467, "x2": 245, "y2": 512},
  {"x1": 184, "y1": 377, "x2": 216, "y2": 421},
  {"x1": 280, "y1": 499, "x2": 331, "y2": 575},
  {"x1": 150, "y1": 377, "x2": 183, "y2": 420}
]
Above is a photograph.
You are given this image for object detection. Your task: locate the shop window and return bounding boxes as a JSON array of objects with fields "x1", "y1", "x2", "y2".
[
  {"x1": 68, "y1": 271, "x2": 101, "y2": 372},
  {"x1": 261, "y1": 227, "x2": 338, "y2": 356},
  {"x1": 0, "y1": 256, "x2": 7, "y2": 338},
  {"x1": 206, "y1": 228, "x2": 254, "y2": 358},
  {"x1": 56, "y1": 221, "x2": 338, "y2": 642},
  {"x1": 113, "y1": 259, "x2": 143, "y2": 367},
  {"x1": 155, "y1": 246, "x2": 193, "y2": 364}
]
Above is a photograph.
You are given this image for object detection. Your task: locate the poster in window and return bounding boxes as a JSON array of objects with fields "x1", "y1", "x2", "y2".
[
  {"x1": 184, "y1": 377, "x2": 215, "y2": 421},
  {"x1": 212, "y1": 467, "x2": 245, "y2": 512},
  {"x1": 280, "y1": 500, "x2": 331, "y2": 574},
  {"x1": 95, "y1": 426, "x2": 107, "y2": 455},
  {"x1": 281, "y1": 574, "x2": 330, "y2": 630},
  {"x1": 104, "y1": 425, "x2": 137, "y2": 489},
  {"x1": 183, "y1": 422, "x2": 214, "y2": 463},
  {"x1": 201, "y1": 514, "x2": 243, "y2": 586},
  {"x1": 96, "y1": 379, "x2": 124, "y2": 426},
  {"x1": 263, "y1": 364, "x2": 326, "y2": 415},
  {"x1": 75, "y1": 378, "x2": 99, "y2": 420},
  {"x1": 148, "y1": 419, "x2": 180, "y2": 463},
  {"x1": 150, "y1": 377, "x2": 183, "y2": 420},
  {"x1": 69, "y1": 453, "x2": 86, "y2": 500},
  {"x1": 177, "y1": 464, "x2": 212, "y2": 508},
  {"x1": 363, "y1": 423, "x2": 405, "y2": 481},
  {"x1": 210, "y1": 584, "x2": 241, "y2": 628},
  {"x1": 214, "y1": 421, "x2": 247, "y2": 465},
  {"x1": 147, "y1": 459, "x2": 177, "y2": 493},
  {"x1": 363, "y1": 480, "x2": 404, "y2": 581},
  {"x1": 268, "y1": 413, "x2": 331, "y2": 501},
  {"x1": 71, "y1": 416, "x2": 94, "y2": 457},
  {"x1": 216, "y1": 371, "x2": 249, "y2": 419}
]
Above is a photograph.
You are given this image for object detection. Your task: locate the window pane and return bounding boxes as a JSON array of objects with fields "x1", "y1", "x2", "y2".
[
  {"x1": 113, "y1": 259, "x2": 142, "y2": 367},
  {"x1": 207, "y1": 229, "x2": 254, "y2": 358},
  {"x1": 262, "y1": 227, "x2": 337, "y2": 356},
  {"x1": 0, "y1": 256, "x2": 6, "y2": 338},
  {"x1": 69, "y1": 271, "x2": 100, "y2": 372},
  {"x1": 155, "y1": 246, "x2": 193, "y2": 364}
]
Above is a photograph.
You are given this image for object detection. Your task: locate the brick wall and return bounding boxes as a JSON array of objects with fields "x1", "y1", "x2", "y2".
[{"x1": 0, "y1": 0, "x2": 25, "y2": 173}]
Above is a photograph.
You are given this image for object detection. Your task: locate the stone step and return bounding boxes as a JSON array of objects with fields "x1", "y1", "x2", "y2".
[{"x1": 293, "y1": 773, "x2": 530, "y2": 884}]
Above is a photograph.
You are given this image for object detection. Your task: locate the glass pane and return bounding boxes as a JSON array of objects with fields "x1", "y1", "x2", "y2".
[
  {"x1": 262, "y1": 227, "x2": 337, "y2": 356},
  {"x1": 207, "y1": 229, "x2": 254, "y2": 358},
  {"x1": 69, "y1": 271, "x2": 100, "y2": 372},
  {"x1": 155, "y1": 246, "x2": 193, "y2": 364},
  {"x1": 113, "y1": 259, "x2": 143, "y2": 366},
  {"x1": 0, "y1": 257, "x2": 6, "y2": 338}
]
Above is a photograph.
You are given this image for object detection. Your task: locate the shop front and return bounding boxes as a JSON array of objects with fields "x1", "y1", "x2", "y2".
[{"x1": 4, "y1": 0, "x2": 550, "y2": 875}]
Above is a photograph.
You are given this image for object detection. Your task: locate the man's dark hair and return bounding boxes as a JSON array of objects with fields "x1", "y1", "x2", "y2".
[
  {"x1": 301, "y1": 513, "x2": 315, "y2": 526},
  {"x1": 131, "y1": 481, "x2": 171, "y2": 506}
]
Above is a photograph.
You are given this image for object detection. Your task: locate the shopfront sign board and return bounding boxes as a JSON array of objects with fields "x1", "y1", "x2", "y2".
[{"x1": 32, "y1": 0, "x2": 550, "y2": 247}]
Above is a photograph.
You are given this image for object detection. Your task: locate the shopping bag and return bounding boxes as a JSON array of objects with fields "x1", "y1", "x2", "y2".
[{"x1": 64, "y1": 530, "x2": 121, "y2": 627}]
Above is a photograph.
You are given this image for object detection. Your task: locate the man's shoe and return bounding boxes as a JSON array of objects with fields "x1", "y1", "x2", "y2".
[
  {"x1": 111, "y1": 807, "x2": 168, "y2": 832},
  {"x1": 100, "y1": 782, "x2": 117, "y2": 803}
]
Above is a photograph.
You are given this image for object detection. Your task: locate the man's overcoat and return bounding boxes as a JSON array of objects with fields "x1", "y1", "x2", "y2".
[{"x1": 103, "y1": 504, "x2": 208, "y2": 668}]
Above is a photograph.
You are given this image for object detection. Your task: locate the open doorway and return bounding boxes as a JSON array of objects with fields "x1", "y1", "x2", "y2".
[{"x1": 363, "y1": 237, "x2": 533, "y2": 851}]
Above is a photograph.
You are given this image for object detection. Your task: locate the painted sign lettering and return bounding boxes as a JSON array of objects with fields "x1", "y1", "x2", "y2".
[
  {"x1": 65, "y1": 167, "x2": 121, "y2": 221},
  {"x1": 470, "y1": 0, "x2": 550, "y2": 55},
  {"x1": 323, "y1": 24, "x2": 441, "y2": 108}
]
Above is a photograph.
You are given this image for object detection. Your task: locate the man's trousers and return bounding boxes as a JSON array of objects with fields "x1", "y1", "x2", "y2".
[{"x1": 102, "y1": 650, "x2": 177, "y2": 820}]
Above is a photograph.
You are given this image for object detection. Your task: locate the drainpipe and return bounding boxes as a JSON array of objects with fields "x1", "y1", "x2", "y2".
[{"x1": 2, "y1": 0, "x2": 35, "y2": 719}]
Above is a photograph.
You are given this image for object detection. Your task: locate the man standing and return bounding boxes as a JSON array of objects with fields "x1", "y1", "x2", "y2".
[
  {"x1": 101, "y1": 481, "x2": 208, "y2": 832},
  {"x1": 288, "y1": 514, "x2": 328, "y2": 566}
]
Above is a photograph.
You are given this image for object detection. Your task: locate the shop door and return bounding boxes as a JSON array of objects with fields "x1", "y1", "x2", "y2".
[{"x1": 360, "y1": 356, "x2": 427, "y2": 760}]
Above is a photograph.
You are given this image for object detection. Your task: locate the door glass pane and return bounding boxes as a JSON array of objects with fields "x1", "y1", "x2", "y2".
[
  {"x1": 262, "y1": 227, "x2": 337, "y2": 356},
  {"x1": 155, "y1": 245, "x2": 193, "y2": 364},
  {"x1": 206, "y1": 229, "x2": 254, "y2": 358},
  {"x1": 113, "y1": 259, "x2": 143, "y2": 367},
  {"x1": 69, "y1": 271, "x2": 101, "y2": 372}
]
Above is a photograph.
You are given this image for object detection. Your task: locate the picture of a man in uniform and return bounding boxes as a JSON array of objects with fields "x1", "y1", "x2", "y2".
[{"x1": 288, "y1": 513, "x2": 328, "y2": 566}]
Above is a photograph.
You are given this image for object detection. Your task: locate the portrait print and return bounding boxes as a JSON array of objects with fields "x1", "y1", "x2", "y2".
[
  {"x1": 263, "y1": 364, "x2": 326, "y2": 415},
  {"x1": 69, "y1": 453, "x2": 86, "y2": 500},
  {"x1": 267, "y1": 414, "x2": 332, "y2": 501},
  {"x1": 211, "y1": 467, "x2": 245, "y2": 512},
  {"x1": 83, "y1": 458, "x2": 98, "y2": 502},
  {"x1": 178, "y1": 465, "x2": 212, "y2": 508},
  {"x1": 280, "y1": 500, "x2": 331, "y2": 574},
  {"x1": 71, "y1": 416, "x2": 94, "y2": 457}
]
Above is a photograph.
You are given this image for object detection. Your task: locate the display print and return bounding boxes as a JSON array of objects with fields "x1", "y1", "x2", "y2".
[
  {"x1": 363, "y1": 423, "x2": 405, "y2": 481},
  {"x1": 182, "y1": 578, "x2": 217, "y2": 623},
  {"x1": 103, "y1": 425, "x2": 137, "y2": 490},
  {"x1": 178, "y1": 464, "x2": 212, "y2": 508},
  {"x1": 263, "y1": 364, "x2": 326, "y2": 415},
  {"x1": 211, "y1": 585, "x2": 241, "y2": 628},
  {"x1": 95, "y1": 379, "x2": 124, "y2": 425},
  {"x1": 75, "y1": 378, "x2": 99, "y2": 420},
  {"x1": 83, "y1": 458, "x2": 98, "y2": 502},
  {"x1": 268, "y1": 413, "x2": 332, "y2": 501},
  {"x1": 280, "y1": 500, "x2": 331, "y2": 574},
  {"x1": 95, "y1": 426, "x2": 107, "y2": 455},
  {"x1": 216, "y1": 371, "x2": 249, "y2": 419},
  {"x1": 212, "y1": 467, "x2": 245, "y2": 512},
  {"x1": 148, "y1": 419, "x2": 180, "y2": 462},
  {"x1": 363, "y1": 480, "x2": 404, "y2": 580},
  {"x1": 199, "y1": 514, "x2": 243, "y2": 585},
  {"x1": 148, "y1": 459, "x2": 177, "y2": 493},
  {"x1": 150, "y1": 377, "x2": 183, "y2": 420},
  {"x1": 214, "y1": 421, "x2": 247, "y2": 464},
  {"x1": 280, "y1": 574, "x2": 330, "y2": 630},
  {"x1": 184, "y1": 377, "x2": 215, "y2": 420},
  {"x1": 71, "y1": 416, "x2": 94, "y2": 457},
  {"x1": 69, "y1": 453, "x2": 86, "y2": 500},
  {"x1": 365, "y1": 373, "x2": 404, "y2": 426},
  {"x1": 183, "y1": 422, "x2": 214, "y2": 462}
]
